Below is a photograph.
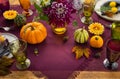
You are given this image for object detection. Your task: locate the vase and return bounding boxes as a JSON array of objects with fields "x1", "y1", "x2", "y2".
[
  {"x1": 51, "y1": 24, "x2": 67, "y2": 35},
  {"x1": 0, "y1": 0, "x2": 10, "y2": 13}
]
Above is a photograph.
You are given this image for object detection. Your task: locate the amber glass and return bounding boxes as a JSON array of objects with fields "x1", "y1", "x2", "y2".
[
  {"x1": 51, "y1": 24, "x2": 67, "y2": 35},
  {"x1": 19, "y1": 0, "x2": 33, "y2": 16}
]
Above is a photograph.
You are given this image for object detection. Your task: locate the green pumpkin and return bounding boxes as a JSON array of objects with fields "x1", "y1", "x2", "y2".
[
  {"x1": 14, "y1": 14, "x2": 26, "y2": 27},
  {"x1": 74, "y1": 28, "x2": 89, "y2": 43}
]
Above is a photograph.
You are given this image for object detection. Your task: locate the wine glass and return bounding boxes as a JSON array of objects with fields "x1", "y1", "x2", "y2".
[
  {"x1": 19, "y1": 0, "x2": 33, "y2": 16},
  {"x1": 9, "y1": 39, "x2": 31, "y2": 70},
  {"x1": 103, "y1": 39, "x2": 120, "y2": 70},
  {"x1": 81, "y1": 0, "x2": 95, "y2": 24}
]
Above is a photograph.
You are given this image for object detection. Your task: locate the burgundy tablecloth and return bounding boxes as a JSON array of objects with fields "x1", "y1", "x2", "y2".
[{"x1": 0, "y1": 5, "x2": 120, "y2": 79}]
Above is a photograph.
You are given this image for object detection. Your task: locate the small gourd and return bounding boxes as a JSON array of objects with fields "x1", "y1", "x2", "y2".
[
  {"x1": 90, "y1": 35, "x2": 104, "y2": 48},
  {"x1": 14, "y1": 14, "x2": 26, "y2": 27},
  {"x1": 3, "y1": 10, "x2": 18, "y2": 20},
  {"x1": 20, "y1": 22, "x2": 47, "y2": 44},
  {"x1": 74, "y1": 27, "x2": 89, "y2": 43}
]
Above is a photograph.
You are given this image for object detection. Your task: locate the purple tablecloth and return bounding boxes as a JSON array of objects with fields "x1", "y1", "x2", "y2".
[{"x1": 0, "y1": 5, "x2": 120, "y2": 79}]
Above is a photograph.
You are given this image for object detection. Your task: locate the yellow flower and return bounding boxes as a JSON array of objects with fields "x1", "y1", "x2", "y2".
[
  {"x1": 111, "y1": 7, "x2": 118, "y2": 13},
  {"x1": 3, "y1": 10, "x2": 18, "y2": 20},
  {"x1": 88, "y1": 22, "x2": 104, "y2": 35},
  {"x1": 109, "y1": 1, "x2": 117, "y2": 7}
]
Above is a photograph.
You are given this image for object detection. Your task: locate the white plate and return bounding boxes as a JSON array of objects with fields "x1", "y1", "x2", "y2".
[
  {"x1": 1, "y1": 33, "x2": 18, "y2": 58},
  {"x1": 95, "y1": 0, "x2": 120, "y2": 22},
  {"x1": 1, "y1": 33, "x2": 18, "y2": 43}
]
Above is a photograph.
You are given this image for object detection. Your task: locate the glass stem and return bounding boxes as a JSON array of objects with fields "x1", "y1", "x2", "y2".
[{"x1": 108, "y1": 62, "x2": 113, "y2": 69}]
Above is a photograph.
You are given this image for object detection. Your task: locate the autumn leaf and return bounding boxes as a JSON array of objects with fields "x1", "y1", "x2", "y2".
[
  {"x1": 83, "y1": 48, "x2": 90, "y2": 58},
  {"x1": 72, "y1": 46, "x2": 91, "y2": 59},
  {"x1": 72, "y1": 46, "x2": 79, "y2": 53},
  {"x1": 75, "y1": 48, "x2": 83, "y2": 59}
]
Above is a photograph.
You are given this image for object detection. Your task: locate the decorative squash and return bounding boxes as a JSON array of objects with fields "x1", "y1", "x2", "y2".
[
  {"x1": 3, "y1": 10, "x2": 18, "y2": 20},
  {"x1": 74, "y1": 27, "x2": 89, "y2": 43},
  {"x1": 20, "y1": 22, "x2": 47, "y2": 44},
  {"x1": 90, "y1": 35, "x2": 104, "y2": 48},
  {"x1": 14, "y1": 14, "x2": 26, "y2": 27}
]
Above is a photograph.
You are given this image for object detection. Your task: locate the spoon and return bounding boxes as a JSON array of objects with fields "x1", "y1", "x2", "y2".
[
  {"x1": 104, "y1": 24, "x2": 112, "y2": 28},
  {"x1": 0, "y1": 26, "x2": 13, "y2": 31}
]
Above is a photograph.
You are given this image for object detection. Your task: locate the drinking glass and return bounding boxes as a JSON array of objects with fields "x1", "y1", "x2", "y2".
[
  {"x1": 103, "y1": 39, "x2": 120, "y2": 70},
  {"x1": 9, "y1": 39, "x2": 31, "y2": 70},
  {"x1": 19, "y1": 0, "x2": 33, "y2": 16},
  {"x1": 81, "y1": 0, "x2": 95, "y2": 24}
]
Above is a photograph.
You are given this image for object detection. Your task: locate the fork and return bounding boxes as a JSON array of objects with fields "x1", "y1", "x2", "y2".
[{"x1": 0, "y1": 26, "x2": 12, "y2": 31}]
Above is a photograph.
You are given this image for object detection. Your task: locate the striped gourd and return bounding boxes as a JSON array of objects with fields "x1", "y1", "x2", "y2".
[{"x1": 74, "y1": 28, "x2": 89, "y2": 43}]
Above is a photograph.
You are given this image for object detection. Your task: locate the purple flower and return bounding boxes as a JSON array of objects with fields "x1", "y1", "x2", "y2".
[{"x1": 44, "y1": 1, "x2": 74, "y2": 27}]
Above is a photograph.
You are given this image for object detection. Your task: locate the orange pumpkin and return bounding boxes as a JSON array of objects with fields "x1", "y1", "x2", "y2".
[
  {"x1": 90, "y1": 35, "x2": 104, "y2": 48},
  {"x1": 20, "y1": 22, "x2": 47, "y2": 44}
]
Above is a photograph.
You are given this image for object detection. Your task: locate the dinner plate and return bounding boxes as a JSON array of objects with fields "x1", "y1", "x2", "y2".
[
  {"x1": 1, "y1": 33, "x2": 18, "y2": 43},
  {"x1": 0, "y1": 33, "x2": 18, "y2": 58},
  {"x1": 95, "y1": 0, "x2": 120, "y2": 21}
]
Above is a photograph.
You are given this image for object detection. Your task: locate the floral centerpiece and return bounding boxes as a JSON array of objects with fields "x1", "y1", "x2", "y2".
[{"x1": 33, "y1": 0, "x2": 75, "y2": 34}]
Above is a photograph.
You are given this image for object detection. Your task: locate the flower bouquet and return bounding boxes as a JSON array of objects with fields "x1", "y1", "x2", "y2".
[{"x1": 33, "y1": 0, "x2": 75, "y2": 34}]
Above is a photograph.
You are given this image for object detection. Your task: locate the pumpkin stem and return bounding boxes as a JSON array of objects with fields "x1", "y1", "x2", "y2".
[
  {"x1": 81, "y1": 26, "x2": 85, "y2": 32},
  {"x1": 95, "y1": 37, "x2": 98, "y2": 40},
  {"x1": 29, "y1": 25, "x2": 35, "y2": 30}
]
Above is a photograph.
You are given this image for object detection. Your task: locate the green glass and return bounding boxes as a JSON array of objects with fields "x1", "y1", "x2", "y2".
[
  {"x1": 111, "y1": 22, "x2": 120, "y2": 40},
  {"x1": 9, "y1": 39, "x2": 31, "y2": 70},
  {"x1": 81, "y1": 0, "x2": 95, "y2": 24}
]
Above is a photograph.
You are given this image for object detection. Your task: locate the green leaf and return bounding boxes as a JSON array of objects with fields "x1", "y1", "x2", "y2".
[
  {"x1": 32, "y1": 16, "x2": 40, "y2": 22},
  {"x1": 40, "y1": 15, "x2": 49, "y2": 21},
  {"x1": 34, "y1": 3, "x2": 43, "y2": 13},
  {"x1": 100, "y1": 6, "x2": 111, "y2": 12},
  {"x1": 72, "y1": 20, "x2": 78, "y2": 27}
]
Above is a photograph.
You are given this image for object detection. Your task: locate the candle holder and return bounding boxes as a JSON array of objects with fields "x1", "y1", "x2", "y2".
[{"x1": 19, "y1": 0, "x2": 33, "y2": 16}]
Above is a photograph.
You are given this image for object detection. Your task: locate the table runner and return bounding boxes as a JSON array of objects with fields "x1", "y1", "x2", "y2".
[{"x1": 0, "y1": 5, "x2": 120, "y2": 79}]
